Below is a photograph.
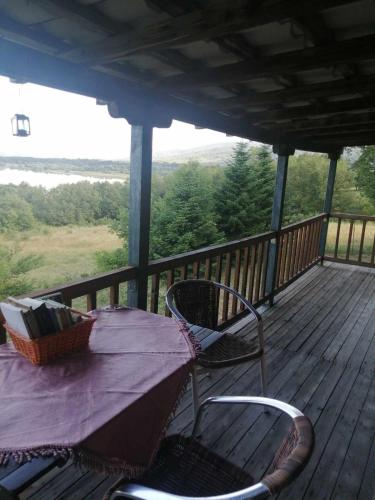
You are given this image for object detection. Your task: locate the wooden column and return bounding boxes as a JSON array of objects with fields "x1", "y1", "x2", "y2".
[
  {"x1": 319, "y1": 149, "x2": 342, "y2": 259},
  {"x1": 127, "y1": 124, "x2": 153, "y2": 309},
  {"x1": 265, "y1": 145, "x2": 295, "y2": 305}
]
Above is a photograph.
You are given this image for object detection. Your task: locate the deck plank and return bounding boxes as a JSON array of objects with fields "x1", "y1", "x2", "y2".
[{"x1": 19, "y1": 262, "x2": 375, "y2": 500}]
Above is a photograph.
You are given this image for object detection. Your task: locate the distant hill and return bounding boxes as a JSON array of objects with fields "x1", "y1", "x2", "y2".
[
  {"x1": 155, "y1": 142, "x2": 238, "y2": 166},
  {"x1": 0, "y1": 142, "x2": 244, "y2": 177}
]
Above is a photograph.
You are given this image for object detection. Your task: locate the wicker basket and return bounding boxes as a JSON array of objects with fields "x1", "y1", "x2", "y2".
[{"x1": 6, "y1": 317, "x2": 96, "y2": 365}]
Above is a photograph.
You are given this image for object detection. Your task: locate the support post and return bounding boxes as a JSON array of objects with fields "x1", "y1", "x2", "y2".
[
  {"x1": 127, "y1": 124, "x2": 153, "y2": 309},
  {"x1": 319, "y1": 149, "x2": 342, "y2": 261},
  {"x1": 265, "y1": 145, "x2": 295, "y2": 305}
]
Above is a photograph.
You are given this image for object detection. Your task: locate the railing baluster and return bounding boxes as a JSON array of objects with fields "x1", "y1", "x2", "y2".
[
  {"x1": 204, "y1": 257, "x2": 212, "y2": 280},
  {"x1": 231, "y1": 249, "x2": 241, "y2": 315},
  {"x1": 334, "y1": 218, "x2": 341, "y2": 259},
  {"x1": 291, "y1": 229, "x2": 298, "y2": 278},
  {"x1": 260, "y1": 240, "x2": 269, "y2": 300},
  {"x1": 192, "y1": 261, "x2": 200, "y2": 279},
  {"x1": 87, "y1": 292, "x2": 96, "y2": 312},
  {"x1": 222, "y1": 252, "x2": 232, "y2": 321},
  {"x1": 180, "y1": 265, "x2": 188, "y2": 280},
  {"x1": 346, "y1": 220, "x2": 354, "y2": 261},
  {"x1": 150, "y1": 274, "x2": 160, "y2": 314},
  {"x1": 293, "y1": 228, "x2": 302, "y2": 276},
  {"x1": 215, "y1": 254, "x2": 223, "y2": 283},
  {"x1": 371, "y1": 234, "x2": 375, "y2": 265},
  {"x1": 109, "y1": 283, "x2": 119, "y2": 306},
  {"x1": 240, "y1": 246, "x2": 250, "y2": 310},
  {"x1": 358, "y1": 220, "x2": 367, "y2": 263},
  {"x1": 253, "y1": 242, "x2": 264, "y2": 304},
  {"x1": 278, "y1": 233, "x2": 287, "y2": 286},
  {"x1": 247, "y1": 243, "x2": 257, "y2": 303}
]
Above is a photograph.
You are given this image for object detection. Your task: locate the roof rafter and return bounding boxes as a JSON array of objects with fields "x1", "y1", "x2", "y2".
[
  {"x1": 66, "y1": 0, "x2": 360, "y2": 64},
  {"x1": 160, "y1": 33, "x2": 375, "y2": 89}
]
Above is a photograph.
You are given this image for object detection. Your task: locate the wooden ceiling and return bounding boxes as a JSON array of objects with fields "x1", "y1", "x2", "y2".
[{"x1": 0, "y1": 0, "x2": 375, "y2": 153}]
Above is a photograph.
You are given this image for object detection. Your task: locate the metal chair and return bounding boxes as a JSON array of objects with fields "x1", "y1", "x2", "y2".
[
  {"x1": 107, "y1": 396, "x2": 314, "y2": 499},
  {"x1": 166, "y1": 280, "x2": 267, "y2": 413}
]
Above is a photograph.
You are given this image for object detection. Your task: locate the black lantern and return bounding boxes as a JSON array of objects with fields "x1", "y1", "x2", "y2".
[{"x1": 11, "y1": 114, "x2": 31, "y2": 137}]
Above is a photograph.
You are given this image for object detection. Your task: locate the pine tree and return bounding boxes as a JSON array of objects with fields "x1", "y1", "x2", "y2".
[
  {"x1": 215, "y1": 142, "x2": 259, "y2": 239},
  {"x1": 252, "y1": 145, "x2": 275, "y2": 231},
  {"x1": 150, "y1": 162, "x2": 221, "y2": 258}
]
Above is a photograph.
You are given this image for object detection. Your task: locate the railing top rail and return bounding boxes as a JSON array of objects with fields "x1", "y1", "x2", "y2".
[
  {"x1": 147, "y1": 230, "x2": 276, "y2": 274},
  {"x1": 280, "y1": 213, "x2": 327, "y2": 233},
  {"x1": 29, "y1": 265, "x2": 137, "y2": 301},
  {"x1": 330, "y1": 212, "x2": 375, "y2": 222}
]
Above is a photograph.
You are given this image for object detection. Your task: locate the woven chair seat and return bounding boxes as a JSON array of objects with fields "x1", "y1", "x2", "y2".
[
  {"x1": 136, "y1": 435, "x2": 254, "y2": 497},
  {"x1": 198, "y1": 333, "x2": 262, "y2": 368}
]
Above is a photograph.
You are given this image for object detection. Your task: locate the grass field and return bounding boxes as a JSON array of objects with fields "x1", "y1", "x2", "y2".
[
  {"x1": 326, "y1": 219, "x2": 375, "y2": 262},
  {"x1": 3, "y1": 225, "x2": 122, "y2": 291},
  {"x1": 2, "y1": 218, "x2": 373, "y2": 308}
]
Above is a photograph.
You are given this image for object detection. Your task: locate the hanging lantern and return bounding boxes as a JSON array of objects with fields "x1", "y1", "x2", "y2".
[{"x1": 11, "y1": 114, "x2": 31, "y2": 137}]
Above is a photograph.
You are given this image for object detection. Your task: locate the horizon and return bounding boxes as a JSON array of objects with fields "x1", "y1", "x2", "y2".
[{"x1": 0, "y1": 76, "x2": 242, "y2": 160}]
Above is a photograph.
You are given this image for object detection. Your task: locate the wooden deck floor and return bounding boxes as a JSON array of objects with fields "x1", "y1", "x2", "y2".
[{"x1": 22, "y1": 262, "x2": 375, "y2": 500}]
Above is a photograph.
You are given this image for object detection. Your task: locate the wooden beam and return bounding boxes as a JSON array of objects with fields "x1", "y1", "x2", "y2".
[
  {"x1": 0, "y1": 38, "x2": 280, "y2": 144},
  {"x1": 214, "y1": 74, "x2": 375, "y2": 110},
  {"x1": 248, "y1": 96, "x2": 375, "y2": 125},
  {"x1": 320, "y1": 151, "x2": 342, "y2": 257},
  {"x1": 265, "y1": 145, "x2": 294, "y2": 305},
  {"x1": 127, "y1": 125, "x2": 153, "y2": 309},
  {"x1": 67, "y1": 0, "x2": 360, "y2": 64},
  {"x1": 282, "y1": 111, "x2": 375, "y2": 133},
  {"x1": 160, "y1": 33, "x2": 375, "y2": 90}
]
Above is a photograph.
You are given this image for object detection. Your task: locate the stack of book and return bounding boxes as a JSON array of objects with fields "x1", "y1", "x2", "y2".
[{"x1": 0, "y1": 297, "x2": 83, "y2": 339}]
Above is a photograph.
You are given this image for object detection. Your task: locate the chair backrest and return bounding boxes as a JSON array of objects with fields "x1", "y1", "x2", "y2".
[{"x1": 168, "y1": 280, "x2": 219, "y2": 330}]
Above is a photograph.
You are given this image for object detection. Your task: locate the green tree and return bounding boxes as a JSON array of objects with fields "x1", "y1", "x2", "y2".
[
  {"x1": 354, "y1": 146, "x2": 375, "y2": 205},
  {"x1": 150, "y1": 162, "x2": 221, "y2": 258},
  {"x1": 0, "y1": 248, "x2": 42, "y2": 300},
  {"x1": 0, "y1": 190, "x2": 36, "y2": 231},
  {"x1": 216, "y1": 142, "x2": 274, "y2": 239},
  {"x1": 252, "y1": 145, "x2": 275, "y2": 231}
]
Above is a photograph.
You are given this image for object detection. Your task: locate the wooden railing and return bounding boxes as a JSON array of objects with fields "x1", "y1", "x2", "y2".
[
  {"x1": 0, "y1": 215, "x2": 327, "y2": 343},
  {"x1": 23, "y1": 214, "x2": 326, "y2": 319},
  {"x1": 275, "y1": 214, "x2": 325, "y2": 291},
  {"x1": 324, "y1": 212, "x2": 375, "y2": 268},
  {"x1": 147, "y1": 231, "x2": 275, "y2": 324}
]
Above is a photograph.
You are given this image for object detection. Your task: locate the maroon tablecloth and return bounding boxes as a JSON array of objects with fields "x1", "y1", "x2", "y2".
[{"x1": 0, "y1": 308, "x2": 196, "y2": 476}]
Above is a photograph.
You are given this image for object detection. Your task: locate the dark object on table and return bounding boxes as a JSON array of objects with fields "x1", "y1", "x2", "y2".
[{"x1": 106, "y1": 396, "x2": 314, "y2": 499}]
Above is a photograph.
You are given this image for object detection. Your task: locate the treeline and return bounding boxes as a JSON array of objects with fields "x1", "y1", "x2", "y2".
[
  {"x1": 2, "y1": 144, "x2": 374, "y2": 267},
  {"x1": 0, "y1": 181, "x2": 128, "y2": 229},
  {"x1": 0, "y1": 156, "x2": 177, "y2": 174}
]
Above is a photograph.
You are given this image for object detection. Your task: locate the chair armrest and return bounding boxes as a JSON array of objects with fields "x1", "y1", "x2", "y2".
[
  {"x1": 192, "y1": 396, "x2": 303, "y2": 438},
  {"x1": 191, "y1": 396, "x2": 314, "y2": 497},
  {"x1": 110, "y1": 481, "x2": 271, "y2": 499}
]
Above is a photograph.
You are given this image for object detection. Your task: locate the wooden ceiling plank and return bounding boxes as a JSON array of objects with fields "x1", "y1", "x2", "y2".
[
  {"x1": 247, "y1": 96, "x2": 375, "y2": 124},
  {"x1": 66, "y1": 0, "x2": 360, "y2": 64},
  {"x1": 214, "y1": 73, "x2": 375, "y2": 110},
  {"x1": 159, "y1": 33, "x2": 375, "y2": 89}
]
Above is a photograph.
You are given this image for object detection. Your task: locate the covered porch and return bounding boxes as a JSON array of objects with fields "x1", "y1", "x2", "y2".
[
  {"x1": 14, "y1": 261, "x2": 375, "y2": 499},
  {"x1": 0, "y1": 0, "x2": 375, "y2": 498}
]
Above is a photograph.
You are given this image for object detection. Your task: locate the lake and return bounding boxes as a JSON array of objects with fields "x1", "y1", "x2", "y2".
[{"x1": 0, "y1": 168, "x2": 125, "y2": 189}]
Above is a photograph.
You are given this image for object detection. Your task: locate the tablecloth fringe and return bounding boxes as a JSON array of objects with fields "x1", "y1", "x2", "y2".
[
  {"x1": 178, "y1": 320, "x2": 201, "y2": 359},
  {"x1": 74, "y1": 449, "x2": 146, "y2": 478},
  {"x1": 0, "y1": 446, "x2": 73, "y2": 466}
]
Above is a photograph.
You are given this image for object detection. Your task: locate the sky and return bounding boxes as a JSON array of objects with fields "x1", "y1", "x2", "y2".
[{"x1": 0, "y1": 76, "x2": 240, "y2": 160}]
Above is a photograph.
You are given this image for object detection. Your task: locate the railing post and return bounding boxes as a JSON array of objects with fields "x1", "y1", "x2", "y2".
[
  {"x1": 265, "y1": 145, "x2": 295, "y2": 305},
  {"x1": 319, "y1": 149, "x2": 342, "y2": 261},
  {"x1": 127, "y1": 124, "x2": 153, "y2": 309}
]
